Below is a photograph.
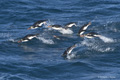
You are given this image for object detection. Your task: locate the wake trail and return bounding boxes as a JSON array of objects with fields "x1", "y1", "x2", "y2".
[
  {"x1": 98, "y1": 35, "x2": 114, "y2": 43},
  {"x1": 59, "y1": 28, "x2": 73, "y2": 34},
  {"x1": 36, "y1": 36, "x2": 54, "y2": 44}
]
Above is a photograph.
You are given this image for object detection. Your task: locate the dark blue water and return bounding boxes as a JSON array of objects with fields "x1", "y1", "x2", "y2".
[{"x1": 0, "y1": 0, "x2": 120, "y2": 80}]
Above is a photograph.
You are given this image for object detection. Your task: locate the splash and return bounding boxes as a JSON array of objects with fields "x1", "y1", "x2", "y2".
[
  {"x1": 44, "y1": 20, "x2": 54, "y2": 29},
  {"x1": 36, "y1": 36, "x2": 54, "y2": 44},
  {"x1": 66, "y1": 53, "x2": 76, "y2": 60},
  {"x1": 98, "y1": 35, "x2": 114, "y2": 43},
  {"x1": 8, "y1": 38, "x2": 16, "y2": 42},
  {"x1": 59, "y1": 28, "x2": 73, "y2": 34},
  {"x1": 65, "y1": 44, "x2": 80, "y2": 60}
]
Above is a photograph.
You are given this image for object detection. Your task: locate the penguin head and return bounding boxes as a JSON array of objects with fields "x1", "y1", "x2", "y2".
[
  {"x1": 18, "y1": 39, "x2": 29, "y2": 43},
  {"x1": 27, "y1": 26, "x2": 35, "y2": 30},
  {"x1": 47, "y1": 25, "x2": 52, "y2": 28}
]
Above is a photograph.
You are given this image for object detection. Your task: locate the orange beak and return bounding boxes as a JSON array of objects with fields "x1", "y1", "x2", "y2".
[
  {"x1": 80, "y1": 35, "x2": 84, "y2": 37},
  {"x1": 53, "y1": 35, "x2": 59, "y2": 38},
  {"x1": 27, "y1": 27, "x2": 31, "y2": 30},
  {"x1": 53, "y1": 35, "x2": 56, "y2": 38},
  {"x1": 18, "y1": 40, "x2": 21, "y2": 43},
  {"x1": 48, "y1": 26, "x2": 52, "y2": 27},
  {"x1": 88, "y1": 22, "x2": 91, "y2": 25}
]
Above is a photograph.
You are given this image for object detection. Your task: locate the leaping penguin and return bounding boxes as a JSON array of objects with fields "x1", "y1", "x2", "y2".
[
  {"x1": 62, "y1": 44, "x2": 77, "y2": 58},
  {"x1": 27, "y1": 20, "x2": 47, "y2": 30},
  {"x1": 78, "y1": 22, "x2": 91, "y2": 35},
  {"x1": 18, "y1": 34, "x2": 39, "y2": 43},
  {"x1": 77, "y1": 22, "x2": 100, "y2": 38}
]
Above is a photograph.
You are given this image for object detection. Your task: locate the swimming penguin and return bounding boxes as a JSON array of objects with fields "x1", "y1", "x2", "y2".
[
  {"x1": 48, "y1": 25, "x2": 63, "y2": 30},
  {"x1": 64, "y1": 22, "x2": 77, "y2": 29},
  {"x1": 27, "y1": 20, "x2": 47, "y2": 30},
  {"x1": 78, "y1": 22, "x2": 91, "y2": 35},
  {"x1": 83, "y1": 32, "x2": 100, "y2": 38},
  {"x1": 62, "y1": 44, "x2": 77, "y2": 58},
  {"x1": 18, "y1": 34, "x2": 39, "y2": 43}
]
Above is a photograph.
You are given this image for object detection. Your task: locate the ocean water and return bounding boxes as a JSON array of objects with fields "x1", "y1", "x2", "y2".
[{"x1": 0, "y1": 0, "x2": 120, "y2": 80}]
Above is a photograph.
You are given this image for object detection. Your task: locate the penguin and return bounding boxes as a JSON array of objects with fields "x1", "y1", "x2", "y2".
[
  {"x1": 78, "y1": 22, "x2": 91, "y2": 35},
  {"x1": 18, "y1": 34, "x2": 39, "y2": 43},
  {"x1": 27, "y1": 20, "x2": 47, "y2": 30},
  {"x1": 62, "y1": 44, "x2": 77, "y2": 58}
]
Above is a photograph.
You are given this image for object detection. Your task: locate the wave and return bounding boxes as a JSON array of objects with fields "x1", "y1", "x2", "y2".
[
  {"x1": 0, "y1": 33, "x2": 15, "y2": 43},
  {"x1": 0, "y1": 73, "x2": 33, "y2": 80}
]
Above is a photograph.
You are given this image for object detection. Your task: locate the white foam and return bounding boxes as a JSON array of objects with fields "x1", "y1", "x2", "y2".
[
  {"x1": 98, "y1": 35, "x2": 114, "y2": 43},
  {"x1": 81, "y1": 39, "x2": 114, "y2": 52},
  {"x1": 59, "y1": 28, "x2": 73, "y2": 34},
  {"x1": 97, "y1": 47, "x2": 114, "y2": 52},
  {"x1": 8, "y1": 38, "x2": 19, "y2": 43},
  {"x1": 66, "y1": 53, "x2": 76, "y2": 60},
  {"x1": 89, "y1": 45, "x2": 114, "y2": 52},
  {"x1": 36, "y1": 36, "x2": 54, "y2": 44},
  {"x1": 44, "y1": 20, "x2": 54, "y2": 28},
  {"x1": 81, "y1": 39, "x2": 93, "y2": 46},
  {"x1": 8, "y1": 38, "x2": 15, "y2": 42}
]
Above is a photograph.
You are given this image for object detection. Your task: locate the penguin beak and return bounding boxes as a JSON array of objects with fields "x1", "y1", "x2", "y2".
[
  {"x1": 18, "y1": 40, "x2": 21, "y2": 43},
  {"x1": 27, "y1": 27, "x2": 31, "y2": 30},
  {"x1": 48, "y1": 26, "x2": 52, "y2": 27},
  {"x1": 80, "y1": 35, "x2": 84, "y2": 37},
  {"x1": 53, "y1": 35, "x2": 57, "y2": 38},
  {"x1": 88, "y1": 22, "x2": 91, "y2": 25}
]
